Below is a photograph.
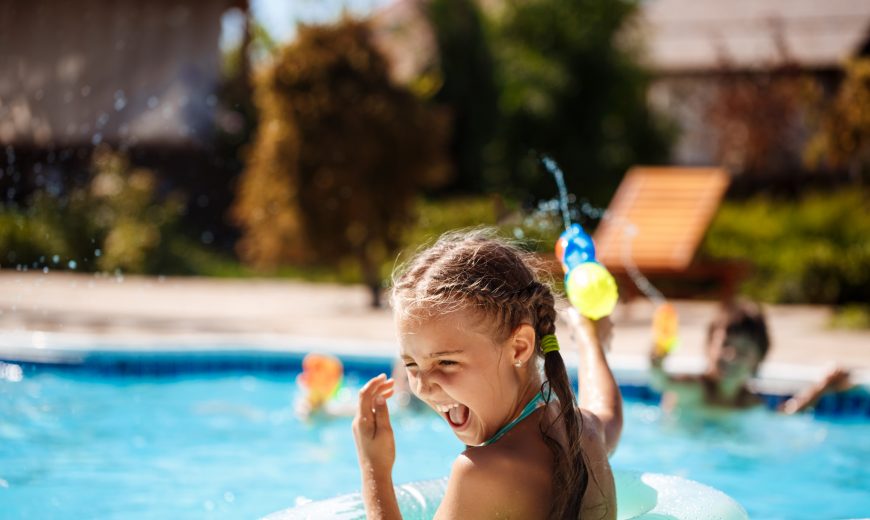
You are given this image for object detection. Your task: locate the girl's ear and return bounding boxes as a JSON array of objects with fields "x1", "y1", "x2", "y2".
[{"x1": 510, "y1": 324, "x2": 537, "y2": 365}]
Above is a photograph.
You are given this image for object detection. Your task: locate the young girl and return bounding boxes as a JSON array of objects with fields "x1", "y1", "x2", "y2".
[{"x1": 352, "y1": 229, "x2": 623, "y2": 519}]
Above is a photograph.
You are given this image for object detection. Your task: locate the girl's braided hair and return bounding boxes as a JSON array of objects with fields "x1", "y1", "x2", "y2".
[{"x1": 391, "y1": 229, "x2": 589, "y2": 519}]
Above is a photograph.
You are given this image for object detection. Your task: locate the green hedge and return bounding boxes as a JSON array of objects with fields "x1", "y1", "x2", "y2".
[
  {"x1": 0, "y1": 148, "x2": 189, "y2": 275},
  {"x1": 702, "y1": 190, "x2": 870, "y2": 304}
]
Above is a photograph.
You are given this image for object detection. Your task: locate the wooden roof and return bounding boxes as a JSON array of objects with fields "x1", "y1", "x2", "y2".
[
  {"x1": 0, "y1": 0, "x2": 229, "y2": 147},
  {"x1": 593, "y1": 167, "x2": 730, "y2": 272},
  {"x1": 641, "y1": 0, "x2": 870, "y2": 73}
]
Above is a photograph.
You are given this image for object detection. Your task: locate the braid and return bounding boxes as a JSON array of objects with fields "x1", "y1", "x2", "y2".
[
  {"x1": 527, "y1": 283, "x2": 557, "y2": 338},
  {"x1": 527, "y1": 283, "x2": 588, "y2": 519}
]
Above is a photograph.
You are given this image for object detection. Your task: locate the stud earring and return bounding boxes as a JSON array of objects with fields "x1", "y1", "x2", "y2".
[{"x1": 514, "y1": 361, "x2": 522, "y2": 368}]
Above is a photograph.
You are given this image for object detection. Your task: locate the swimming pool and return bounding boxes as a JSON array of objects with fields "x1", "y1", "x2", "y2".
[{"x1": 1, "y1": 353, "x2": 868, "y2": 519}]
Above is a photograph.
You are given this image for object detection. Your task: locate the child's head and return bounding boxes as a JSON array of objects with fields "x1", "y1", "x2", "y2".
[
  {"x1": 705, "y1": 299, "x2": 770, "y2": 381},
  {"x1": 391, "y1": 229, "x2": 589, "y2": 517},
  {"x1": 391, "y1": 228, "x2": 556, "y2": 351}
]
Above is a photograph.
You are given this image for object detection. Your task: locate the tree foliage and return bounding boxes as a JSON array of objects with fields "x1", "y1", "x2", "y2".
[
  {"x1": 427, "y1": 0, "x2": 499, "y2": 194},
  {"x1": 804, "y1": 58, "x2": 870, "y2": 181},
  {"x1": 232, "y1": 20, "x2": 450, "y2": 304},
  {"x1": 703, "y1": 189, "x2": 870, "y2": 305},
  {"x1": 485, "y1": 0, "x2": 671, "y2": 205},
  {"x1": 0, "y1": 146, "x2": 183, "y2": 273}
]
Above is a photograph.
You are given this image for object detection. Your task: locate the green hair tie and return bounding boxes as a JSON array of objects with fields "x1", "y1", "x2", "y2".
[{"x1": 540, "y1": 334, "x2": 560, "y2": 354}]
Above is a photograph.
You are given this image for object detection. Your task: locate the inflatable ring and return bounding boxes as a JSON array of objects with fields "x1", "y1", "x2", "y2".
[{"x1": 264, "y1": 470, "x2": 748, "y2": 520}]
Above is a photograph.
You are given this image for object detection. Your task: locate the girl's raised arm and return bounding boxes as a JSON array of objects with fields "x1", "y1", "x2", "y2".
[{"x1": 570, "y1": 311, "x2": 623, "y2": 455}]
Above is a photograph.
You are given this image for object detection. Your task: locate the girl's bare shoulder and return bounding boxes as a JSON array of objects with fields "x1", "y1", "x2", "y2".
[{"x1": 435, "y1": 436, "x2": 552, "y2": 519}]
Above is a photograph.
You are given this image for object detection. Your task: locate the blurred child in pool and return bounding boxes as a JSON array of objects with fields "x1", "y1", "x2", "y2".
[
  {"x1": 649, "y1": 299, "x2": 851, "y2": 414},
  {"x1": 296, "y1": 358, "x2": 425, "y2": 420},
  {"x1": 352, "y1": 229, "x2": 623, "y2": 519},
  {"x1": 295, "y1": 353, "x2": 356, "y2": 419}
]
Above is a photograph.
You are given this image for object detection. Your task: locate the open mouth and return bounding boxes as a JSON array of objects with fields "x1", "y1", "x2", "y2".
[{"x1": 434, "y1": 402, "x2": 470, "y2": 429}]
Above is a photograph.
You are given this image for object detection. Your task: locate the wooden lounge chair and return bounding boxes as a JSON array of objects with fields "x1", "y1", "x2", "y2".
[{"x1": 592, "y1": 166, "x2": 746, "y2": 303}]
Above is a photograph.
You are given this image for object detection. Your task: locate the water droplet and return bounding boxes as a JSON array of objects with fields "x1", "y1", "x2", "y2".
[
  {"x1": 223, "y1": 492, "x2": 235, "y2": 503},
  {"x1": 113, "y1": 89, "x2": 127, "y2": 110},
  {"x1": 52, "y1": 255, "x2": 60, "y2": 264},
  {"x1": 147, "y1": 96, "x2": 159, "y2": 109},
  {"x1": 68, "y1": 260, "x2": 77, "y2": 269},
  {"x1": 94, "y1": 248, "x2": 102, "y2": 257},
  {"x1": 91, "y1": 133, "x2": 102, "y2": 145},
  {"x1": 43, "y1": 267, "x2": 49, "y2": 274}
]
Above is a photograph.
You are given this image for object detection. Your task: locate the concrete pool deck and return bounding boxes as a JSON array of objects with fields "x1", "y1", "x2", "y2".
[{"x1": 1, "y1": 271, "x2": 868, "y2": 385}]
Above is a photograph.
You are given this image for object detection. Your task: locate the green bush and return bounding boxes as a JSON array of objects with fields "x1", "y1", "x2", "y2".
[
  {"x1": 702, "y1": 190, "x2": 870, "y2": 304},
  {"x1": 0, "y1": 147, "x2": 187, "y2": 275},
  {"x1": 232, "y1": 20, "x2": 451, "y2": 306}
]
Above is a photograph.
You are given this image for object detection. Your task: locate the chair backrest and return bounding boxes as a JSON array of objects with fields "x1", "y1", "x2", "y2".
[{"x1": 593, "y1": 166, "x2": 730, "y2": 272}]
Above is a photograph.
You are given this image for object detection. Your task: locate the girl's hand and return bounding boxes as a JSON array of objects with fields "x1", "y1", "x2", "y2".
[
  {"x1": 821, "y1": 367, "x2": 851, "y2": 392},
  {"x1": 593, "y1": 315, "x2": 614, "y2": 351},
  {"x1": 352, "y1": 374, "x2": 396, "y2": 478},
  {"x1": 568, "y1": 309, "x2": 613, "y2": 352}
]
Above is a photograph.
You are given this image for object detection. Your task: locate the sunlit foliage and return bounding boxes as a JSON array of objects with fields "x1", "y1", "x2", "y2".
[
  {"x1": 703, "y1": 190, "x2": 870, "y2": 304},
  {"x1": 0, "y1": 146, "x2": 183, "y2": 273},
  {"x1": 805, "y1": 58, "x2": 870, "y2": 181},
  {"x1": 232, "y1": 20, "x2": 450, "y2": 305},
  {"x1": 485, "y1": 0, "x2": 672, "y2": 204}
]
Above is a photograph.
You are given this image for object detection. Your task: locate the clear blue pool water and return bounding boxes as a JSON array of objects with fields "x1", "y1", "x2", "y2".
[{"x1": 2, "y1": 366, "x2": 868, "y2": 519}]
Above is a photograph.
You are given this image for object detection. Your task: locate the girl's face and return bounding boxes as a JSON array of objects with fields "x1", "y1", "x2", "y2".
[{"x1": 397, "y1": 309, "x2": 528, "y2": 446}]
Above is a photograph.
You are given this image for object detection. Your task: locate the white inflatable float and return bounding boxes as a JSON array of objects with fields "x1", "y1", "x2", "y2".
[{"x1": 265, "y1": 470, "x2": 748, "y2": 520}]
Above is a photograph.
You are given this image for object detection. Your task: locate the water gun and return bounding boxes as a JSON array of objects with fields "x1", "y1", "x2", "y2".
[
  {"x1": 652, "y1": 302, "x2": 679, "y2": 356},
  {"x1": 297, "y1": 353, "x2": 344, "y2": 409},
  {"x1": 555, "y1": 223, "x2": 618, "y2": 320}
]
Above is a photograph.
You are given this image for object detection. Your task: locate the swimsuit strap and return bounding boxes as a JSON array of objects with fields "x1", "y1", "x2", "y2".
[{"x1": 476, "y1": 393, "x2": 546, "y2": 447}]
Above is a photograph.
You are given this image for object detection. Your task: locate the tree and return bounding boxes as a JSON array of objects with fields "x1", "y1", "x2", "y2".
[
  {"x1": 487, "y1": 0, "x2": 671, "y2": 206},
  {"x1": 427, "y1": 0, "x2": 499, "y2": 194},
  {"x1": 805, "y1": 58, "x2": 870, "y2": 183},
  {"x1": 232, "y1": 20, "x2": 450, "y2": 306}
]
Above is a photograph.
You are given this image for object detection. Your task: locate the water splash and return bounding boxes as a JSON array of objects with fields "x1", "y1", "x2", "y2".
[
  {"x1": 618, "y1": 222, "x2": 664, "y2": 304},
  {"x1": 539, "y1": 155, "x2": 664, "y2": 304},
  {"x1": 539, "y1": 155, "x2": 571, "y2": 231}
]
